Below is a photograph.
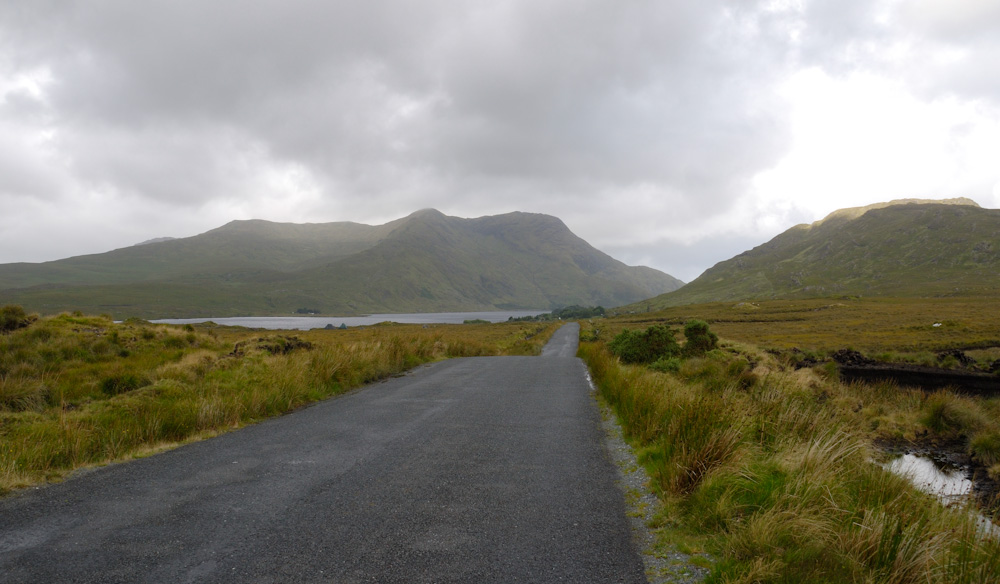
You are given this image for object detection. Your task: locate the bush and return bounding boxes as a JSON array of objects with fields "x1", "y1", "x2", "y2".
[
  {"x1": 1, "y1": 305, "x2": 37, "y2": 333},
  {"x1": 608, "y1": 329, "x2": 644, "y2": 363},
  {"x1": 608, "y1": 325, "x2": 680, "y2": 364},
  {"x1": 683, "y1": 319, "x2": 718, "y2": 356}
]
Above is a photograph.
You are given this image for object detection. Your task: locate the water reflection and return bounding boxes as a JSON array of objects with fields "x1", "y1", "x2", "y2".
[
  {"x1": 884, "y1": 453, "x2": 999, "y2": 537},
  {"x1": 885, "y1": 454, "x2": 972, "y2": 502},
  {"x1": 151, "y1": 310, "x2": 547, "y2": 330}
]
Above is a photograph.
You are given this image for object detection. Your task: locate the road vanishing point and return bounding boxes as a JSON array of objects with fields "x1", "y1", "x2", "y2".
[{"x1": 0, "y1": 323, "x2": 648, "y2": 583}]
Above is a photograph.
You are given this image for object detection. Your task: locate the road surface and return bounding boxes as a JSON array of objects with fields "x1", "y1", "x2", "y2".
[{"x1": 0, "y1": 323, "x2": 646, "y2": 583}]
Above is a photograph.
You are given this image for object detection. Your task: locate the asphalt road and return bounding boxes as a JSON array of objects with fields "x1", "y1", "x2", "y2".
[{"x1": 0, "y1": 323, "x2": 647, "y2": 583}]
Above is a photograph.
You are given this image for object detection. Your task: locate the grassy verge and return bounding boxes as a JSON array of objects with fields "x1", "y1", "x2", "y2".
[
  {"x1": 1, "y1": 312, "x2": 558, "y2": 493},
  {"x1": 579, "y1": 313, "x2": 1000, "y2": 583}
]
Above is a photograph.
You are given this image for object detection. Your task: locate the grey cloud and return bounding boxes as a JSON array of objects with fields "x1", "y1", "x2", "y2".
[
  {"x1": 0, "y1": 0, "x2": 797, "y2": 217},
  {"x1": 2, "y1": 0, "x2": 992, "y2": 276},
  {"x1": 794, "y1": 0, "x2": 1000, "y2": 105},
  {"x1": 895, "y1": 1, "x2": 1000, "y2": 103},
  {"x1": 604, "y1": 232, "x2": 771, "y2": 284},
  {"x1": 902, "y1": 0, "x2": 1000, "y2": 41},
  {"x1": 797, "y1": 0, "x2": 890, "y2": 67}
]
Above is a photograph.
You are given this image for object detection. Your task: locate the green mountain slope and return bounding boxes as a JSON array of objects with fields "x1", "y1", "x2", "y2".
[
  {"x1": 0, "y1": 210, "x2": 683, "y2": 318},
  {"x1": 631, "y1": 198, "x2": 999, "y2": 310},
  {"x1": 0, "y1": 219, "x2": 397, "y2": 289}
]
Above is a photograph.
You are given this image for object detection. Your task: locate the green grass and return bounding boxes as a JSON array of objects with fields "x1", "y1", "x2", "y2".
[
  {"x1": 579, "y1": 310, "x2": 1000, "y2": 583},
  {"x1": 0, "y1": 313, "x2": 558, "y2": 493}
]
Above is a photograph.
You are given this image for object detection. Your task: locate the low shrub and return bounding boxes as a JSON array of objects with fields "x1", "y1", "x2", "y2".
[
  {"x1": 683, "y1": 319, "x2": 718, "y2": 356},
  {"x1": 1, "y1": 305, "x2": 36, "y2": 334},
  {"x1": 608, "y1": 325, "x2": 680, "y2": 364}
]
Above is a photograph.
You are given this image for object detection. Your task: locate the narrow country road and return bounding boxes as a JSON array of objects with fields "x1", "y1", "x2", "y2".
[{"x1": 0, "y1": 323, "x2": 647, "y2": 583}]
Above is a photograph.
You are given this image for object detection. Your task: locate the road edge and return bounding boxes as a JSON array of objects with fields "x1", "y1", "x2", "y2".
[{"x1": 589, "y1": 375, "x2": 711, "y2": 583}]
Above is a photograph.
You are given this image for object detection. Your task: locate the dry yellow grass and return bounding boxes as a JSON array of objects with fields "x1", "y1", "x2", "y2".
[
  {"x1": 611, "y1": 296, "x2": 1000, "y2": 353},
  {"x1": 579, "y1": 307, "x2": 1000, "y2": 583},
  {"x1": 1, "y1": 314, "x2": 558, "y2": 494}
]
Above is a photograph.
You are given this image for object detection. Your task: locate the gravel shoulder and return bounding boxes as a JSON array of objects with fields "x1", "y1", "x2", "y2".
[{"x1": 592, "y1": 378, "x2": 712, "y2": 583}]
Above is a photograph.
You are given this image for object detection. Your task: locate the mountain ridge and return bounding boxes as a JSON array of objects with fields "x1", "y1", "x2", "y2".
[
  {"x1": 626, "y1": 198, "x2": 999, "y2": 310},
  {"x1": 0, "y1": 210, "x2": 683, "y2": 318}
]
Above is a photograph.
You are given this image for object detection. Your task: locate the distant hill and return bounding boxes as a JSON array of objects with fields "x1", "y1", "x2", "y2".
[
  {"x1": 134, "y1": 237, "x2": 177, "y2": 246},
  {"x1": 627, "y1": 198, "x2": 999, "y2": 310},
  {"x1": 0, "y1": 210, "x2": 683, "y2": 318}
]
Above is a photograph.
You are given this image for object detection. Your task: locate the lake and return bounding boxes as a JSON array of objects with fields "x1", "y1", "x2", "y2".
[{"x1": 151, "y1": 310, "x2": 548, "y2": 330}]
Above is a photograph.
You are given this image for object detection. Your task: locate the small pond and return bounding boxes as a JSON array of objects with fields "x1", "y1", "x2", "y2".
[
  {"x1": 884, "y1": 454, "x2": 973, "y2": 503},
  {"x1": 883, "y1": 452, "x2": 999, "y2": 537}
]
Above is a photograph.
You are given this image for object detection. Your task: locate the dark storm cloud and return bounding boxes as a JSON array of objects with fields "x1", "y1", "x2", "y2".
[{"x1": 0, "y1": 1, "x2": 794, "y2": 212}]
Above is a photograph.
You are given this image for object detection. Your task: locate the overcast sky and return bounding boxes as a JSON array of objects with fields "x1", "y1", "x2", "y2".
[{"x1": 2, "y1": 0, "x2": 998, "y2": 282}]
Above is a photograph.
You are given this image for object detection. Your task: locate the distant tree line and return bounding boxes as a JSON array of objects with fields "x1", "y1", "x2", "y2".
[{"x1": 507, "y1": 305, "x2": 606, "y2": 322}]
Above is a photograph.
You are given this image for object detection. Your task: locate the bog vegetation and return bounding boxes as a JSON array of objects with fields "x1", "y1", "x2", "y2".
[
  {"x1": 0, "y1": 307, "x2": 557, "y2": 493},
  {"x1": 581, "y1": 298, "x2": 1000, "y2": 583},
  {"x1": 6, "y1": 296, "x2": 1000, "y2": 581}
]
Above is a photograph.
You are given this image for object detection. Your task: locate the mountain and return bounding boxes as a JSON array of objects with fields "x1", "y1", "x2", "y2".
[
  {"x1": 629, "y1": 198, "x2": 999, "y2": 310},
  {"x1": 0, "y1": 210, "x2": 683, "y2": 318}
]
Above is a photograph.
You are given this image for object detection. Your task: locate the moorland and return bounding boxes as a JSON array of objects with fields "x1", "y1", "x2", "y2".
[
  {"x1": 4, "y1": 197, "x2": 1000, "y2": 582},
  {"x1": 580, "y1": 294, "x2": 1000, "y2": 583}
]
